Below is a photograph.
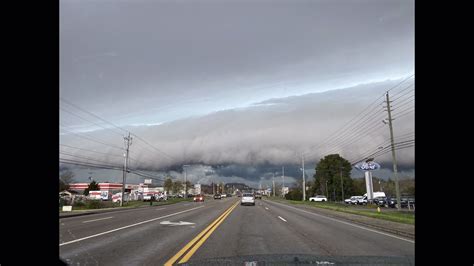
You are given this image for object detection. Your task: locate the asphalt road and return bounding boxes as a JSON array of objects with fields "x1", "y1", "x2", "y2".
[{"x1": 60, "y1": 197, "x2": 414, "y2": 265}]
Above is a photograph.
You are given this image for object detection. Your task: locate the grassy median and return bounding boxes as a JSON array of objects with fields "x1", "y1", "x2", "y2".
[{"x1": 268, "y1": 198, "x2": 414, "y2": 225}]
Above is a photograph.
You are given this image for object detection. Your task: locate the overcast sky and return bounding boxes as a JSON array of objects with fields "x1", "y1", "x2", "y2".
[{"x1": 60, "y1": 0, "x2": 414, "y2": 185}]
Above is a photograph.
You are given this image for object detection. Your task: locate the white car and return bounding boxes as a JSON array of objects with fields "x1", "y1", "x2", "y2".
[
  {"x1": 309, "y1": 195, "x2": 327, "y2": 202},
  {"x1": 350, "y1": 196, "x2": 364, "y2": 205},
  {"x1": 143, "y1": 194, "x2": 154, "y2": 201},
  {"x1": 240, "y1": 193, "x2": 255, "y2": 206},
  {"x1": 221, "y1": 194, "x2": 227, "y2": 198}
]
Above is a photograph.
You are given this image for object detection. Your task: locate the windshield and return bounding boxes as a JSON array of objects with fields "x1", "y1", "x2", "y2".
[{"x1": 60, "y1": 0, "x2": 414, "y2": 264}]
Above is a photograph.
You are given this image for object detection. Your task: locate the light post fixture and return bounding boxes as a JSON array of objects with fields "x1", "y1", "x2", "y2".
[{"x1": 183, "y1": 165, "x2": 190, "y2": 198}]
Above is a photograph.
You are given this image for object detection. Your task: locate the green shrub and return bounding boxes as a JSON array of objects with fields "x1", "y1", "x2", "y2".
[
  {"x1": 86, "y1": 200, "x2": 103, "y2": 209},
  {"x1": 73, "y1": 201, "x2": 86, "y2": 207}
]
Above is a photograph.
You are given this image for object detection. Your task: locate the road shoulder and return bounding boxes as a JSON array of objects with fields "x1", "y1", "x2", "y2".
[{"x1": 265, "y1": 199, "x2": 414, "y2": 240}]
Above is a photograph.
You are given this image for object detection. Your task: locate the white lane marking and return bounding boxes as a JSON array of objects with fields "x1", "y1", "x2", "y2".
[
  {"x1": 267, "y1": 200, "x2": 414, "y2": 244},
  {"x1": 59, "y1": 205, "x2": 205, "y2": 246},
  {"x1": 265, "y1": 207, "x2": 269, "y2": 210},
  {"x1": 160, "y1": 221, "x2": 195, "y2": 226},
  {"x1": 278, "y1": 216, "x2": 287, "y2": 222},
  {"x1": 82, "y1": 217, "x2": 113, "y2": 223}
]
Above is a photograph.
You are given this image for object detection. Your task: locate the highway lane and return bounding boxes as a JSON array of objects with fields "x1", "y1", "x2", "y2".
[
  {"x1": 59, "y1": 197, "x2": 237, "y2": 265},
  {"x1": 60, "y1": 201, "x2": 209, "y2": 244},
  {"x1": 185, "y1": 198, "x2": 414, "y2": 264},
  {"x1": 60, "y1": 197, "x2": 414, "y2": 265}
]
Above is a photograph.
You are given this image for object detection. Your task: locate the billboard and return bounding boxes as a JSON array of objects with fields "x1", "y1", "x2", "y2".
[
  {"x1": 195, "y1": 184, "x2": 201, "y2": 195},
  {"x1": 144, "y1": 179, "x2": 153, "y2": 184},
  {"x1": 355, "y1": 161, "x2": 381, "y2": 171}
]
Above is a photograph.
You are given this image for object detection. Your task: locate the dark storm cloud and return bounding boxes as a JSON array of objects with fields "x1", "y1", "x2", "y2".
[
  {"x1": 61, "y1": 79, "x2": 414, "y2": 183},
  {"x1": 60, "y1": 0, "x2": 414, "y2": 184}
]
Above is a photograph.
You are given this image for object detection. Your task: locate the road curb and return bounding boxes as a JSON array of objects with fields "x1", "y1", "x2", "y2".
[{"x1": 267, "y1": 199, "x2": 414, "y2": 240}]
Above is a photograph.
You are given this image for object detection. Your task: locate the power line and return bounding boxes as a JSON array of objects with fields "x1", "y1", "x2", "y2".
[
  {"x1": 59, "y1": 158, "x2": 123, "y2": 171},
  {"x1": 346, "y1": 132, "x2": 414, "y2": 162},
  {"x1": 392, "y1": 108, "x2": 414, "y2": 120},
  {"x1": 392, "y1": 97, "x2": 414, "y2": 111},
  {"x1": 59, "y1": 144, "x2": 124, "y2": 158},
  {"x1": 387, "y1": 74, "x2": 415, "y2": 93},
  {"x1": 390, "y1": 84, "x2": 414, "y2": 101},
  {"x1": 131, "y1": 134, "x2": 176, "y2": 161},
  {"x1": 60, "y1": 106, "x2": 124, "y2": 137},
  {"x1": 60, "y1": 151, "x2": 122, "y2": 166},
  {"x1": 303, "y1": 75, "x2": 414, "y2": 157},
  {"x1": 350, "y1": 142, "x2": 414, "y2": 165},
  {"x1": 317, "y1": 113, "x2": 388, "y2": 156},
  {"x1": 60, "y1": 127, "x2": 125, "y2": 151},
  {"x1": 304, "y1": 101, "x2": 384, "y2": 156},
  {"x1": 60, "y1": 97, "x2": 129, "y2": 133}
]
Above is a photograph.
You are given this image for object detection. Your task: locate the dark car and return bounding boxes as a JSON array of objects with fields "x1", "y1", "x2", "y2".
[
  {"x1": 387, "y1": 196, "x2": 415, "y2": 208},
  {"x1": 226, "y1": 194, "x2": 232, "y2": 198},
  {"x1": 373, "y1": 196, "x2": 387, "y2": 206},
  {"x1": 214, "y1": 194, "x2": 222, "y2": 199}
]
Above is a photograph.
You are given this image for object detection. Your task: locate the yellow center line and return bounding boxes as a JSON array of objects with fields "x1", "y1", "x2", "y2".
[
  {"x1": 178, "y1": 201, "x2": 239, "y2": 263},
  {"x1": 164, "y1": 200, "x2": 239, "y2": 266}
]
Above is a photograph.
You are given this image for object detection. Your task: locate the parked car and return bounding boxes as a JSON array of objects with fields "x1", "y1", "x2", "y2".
[
  {"x1": 143, "y1": 194, "x2": 154, "y2": 202},
  {"x1": 344, "y1": 197, "x2": 353, "y2": 204},
  {"x1": 373, "y1": 196, "x2": 387, "y2": 206},
  {"x1": 193, "y1": 194, "x2": 204, "y2": 202},
  {"x1": 309, "y1": 195, "x2": 327, "y2": 202},
  {"x1": 345, "y1": 196, "x2": 361, "y2": 204},
  {"x1": 214, "y1": 194, "x2": 222, "y2": 199},
  {"x1": 241, "y1": 193, "x2": 255, "y2": 206},
  {"x1": 357, "y1": 196, "x2": 368, "y2": 205},
  {"x1": 350, "y1": 196, "x2": 362, "y2": 204}
]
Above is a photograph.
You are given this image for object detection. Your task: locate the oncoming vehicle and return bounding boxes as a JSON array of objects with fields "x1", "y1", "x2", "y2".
[
  {"x1": 308, "y1": 195, "x2": 327, "y2": 202},
  {"x1": 193, "y1": 194, "x2": 204, "y2": 202},
  {"x1": 241, "y1": 193, "x2": 255, "y2": 206},
  {"x1": 214, "y1": 194, "x2": 221, "y2": 199},
  {"x1": 254, "y1": 192, "x2": 262, "y2": 199}
]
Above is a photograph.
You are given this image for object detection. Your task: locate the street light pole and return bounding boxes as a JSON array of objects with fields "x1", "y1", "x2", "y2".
[
  {"x1": 183, "y1": 165, "x2": 190, "y2": 198},
  {"x1": 282, "y1": 166, "x2": 285, "y2": 197},
  {"x1": 272, "y1": 173, "x2": 275, "y2": 197}
]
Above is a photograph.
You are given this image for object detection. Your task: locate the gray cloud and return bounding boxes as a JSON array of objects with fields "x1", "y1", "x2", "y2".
[
  {"x1": 60, "y1": 0, "x2": 414, "y2": 185},
  {"x1": 61, "y1": 79, "x2": 414, "y2": 184},
  {"x1": 60, "y1": 0, "x2": 414, "y2": 126}
]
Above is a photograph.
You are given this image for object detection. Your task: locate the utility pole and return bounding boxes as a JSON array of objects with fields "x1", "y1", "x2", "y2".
[
  {"x1": 272, "y1": 173, "x2": 275, "y2": 197},
  {"x1": 121, "y1": 132, "x2": 132, "y2": 207},
  {"x1": 385, "y1": 92, "x2": 401, "y2": 210},
  {"x1": 302, "y1": 154, "x2": 306, "y2": 201}
]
